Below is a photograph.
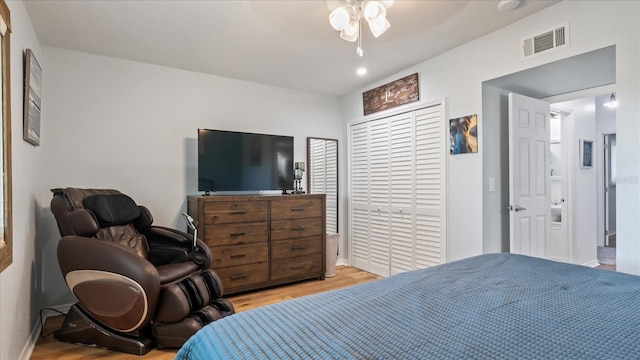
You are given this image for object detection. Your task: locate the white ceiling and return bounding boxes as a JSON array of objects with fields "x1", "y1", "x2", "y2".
[{"x1": 24, "y1": 0, "x2": 560, "y2": 96}]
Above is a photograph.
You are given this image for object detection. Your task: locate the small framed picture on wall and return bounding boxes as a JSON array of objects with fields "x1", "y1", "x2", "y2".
[
  {"x1": 449, "y1": 114, "x2": 478, "y2": 155},
  {"x1": 23, "y1": 49, "x2": 42, "y2": 146},
  {"x1": 579, "y1": 139, "x2": 593, "y2": 168}
]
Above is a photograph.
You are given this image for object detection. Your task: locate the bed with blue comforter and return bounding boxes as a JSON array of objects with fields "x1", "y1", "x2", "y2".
[{"x1": 176, "y1": 253, "x2": 640, "y2": 359}]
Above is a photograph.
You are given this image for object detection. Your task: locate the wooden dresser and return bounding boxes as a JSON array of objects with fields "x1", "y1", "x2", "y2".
[{"x1": 187, "y1": 194, "x2": 326, "y2": 295}]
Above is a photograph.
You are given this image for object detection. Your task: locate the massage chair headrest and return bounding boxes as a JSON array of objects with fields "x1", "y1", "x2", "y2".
[
  {"x1": 51, "y1": 188, "x2": 154, "y2": 237},
  {"x1": 83, "y1": 193, "x2": 140, "y2": 227}
]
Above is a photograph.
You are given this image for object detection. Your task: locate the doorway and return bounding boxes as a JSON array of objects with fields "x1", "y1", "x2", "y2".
[
  {"x1": 481, "y1": 45, "x2": 616, "y2": 265},
  {"x1": 543, "y1": 94, "x2": 616, "y2": 266}
]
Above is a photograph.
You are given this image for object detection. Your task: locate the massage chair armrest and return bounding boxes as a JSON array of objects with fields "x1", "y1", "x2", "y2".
[
  {"x1": 58, "y1": 235, "x2": 161, "y2": 287},
  {"x1": 144, "y1": 226, "x2": 212, "y2": 269},
  {"x1": 57, "y1": 235, "x2": 161, "y2": 329}
]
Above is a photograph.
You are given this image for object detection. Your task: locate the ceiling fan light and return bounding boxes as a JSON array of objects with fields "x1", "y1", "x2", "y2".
[
  {"x1": 363, "y1": 1, "x2": 384, "y2": 20},
  {"x1": 368, "y1": 17, "x2": 390, "y2": 38},
  {"x1": 329, "y1": 6, "x2": 351, "y2": 31},
  {"x1": 340, "y1": 22, "x2": 359, "y2": 42},
  {"x1": 328, "y1": 0, "x2": 393, "y2": 55},
  {"x1": 344, "y1": 19, "x2": 359, "y2": 34}
]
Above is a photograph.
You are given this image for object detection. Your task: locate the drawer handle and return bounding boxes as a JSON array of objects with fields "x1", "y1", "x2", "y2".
[
  {"x1": 291, "y1": 245, "x2": 306, "y2": 251},
  {"x1": 230, "y1": 232, "x2": 246, "y2": 237},
  {"x1": 230, "y1": 253, "x2": 246, "y2": 259},
  {"x1": 230, "y1": 211, "x2": 246, "y2": 215},
  {"x1": 291, "y1": 226, "x2": 305, "y2": 231},
  {"x1": 230, "y1": 274, "x2": 247, "y2": 280},
  {"x1": 290, "y1": 207, "x2": 305, "y2": 212},
  {"x1": 290, "y1": 265, "x2": 305, "y2": 270}
]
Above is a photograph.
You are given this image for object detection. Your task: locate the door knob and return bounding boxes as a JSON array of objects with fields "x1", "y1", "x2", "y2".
[{"x1": 507, "y1": 205, "x2": 526, "y2": 212}]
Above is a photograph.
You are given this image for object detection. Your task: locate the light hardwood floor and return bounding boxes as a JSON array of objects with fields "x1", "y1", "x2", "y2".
[{"x1": 30, "y1": 266, "x2": 380, "y2": 360}]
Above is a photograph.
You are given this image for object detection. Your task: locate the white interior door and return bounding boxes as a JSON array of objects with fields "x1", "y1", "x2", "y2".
[{"x1": 509, "y1": 93, "x2": 551, "y2": 258}]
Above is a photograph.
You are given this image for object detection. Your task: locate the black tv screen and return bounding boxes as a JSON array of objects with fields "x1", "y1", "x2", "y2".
[{"x1": 198, "y1": 129, "x2": 294, "y2": 192}]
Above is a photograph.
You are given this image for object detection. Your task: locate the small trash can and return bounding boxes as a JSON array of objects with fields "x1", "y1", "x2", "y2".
[{"x1": 326, "y1": 233, "x2": 339, "y2": 277}]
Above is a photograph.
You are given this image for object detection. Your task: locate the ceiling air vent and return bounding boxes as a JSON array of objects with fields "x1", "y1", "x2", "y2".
[{"x1": 522, "y1": 23, "x2": 569, "y2": 59}]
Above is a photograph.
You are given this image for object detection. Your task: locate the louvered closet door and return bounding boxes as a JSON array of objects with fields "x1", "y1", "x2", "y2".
[
  {"x1": 350, "y1": 118, "x2": 392, "y2": 277},
  {"x1": 350, "y1": 123, "x2": 371, "y2": 271},
  {"x1": 389, "y1": 112, "x2": 415, "y2": 275},
  {"x1": 367, "y1": 118, "x2": 391, "y2": 276},
  {"x1": 349, "y1": 102, "x2": 446, "y2": 276},
  {"x1": 414, "y1": 105, "x2": 446, "y2": 267}
]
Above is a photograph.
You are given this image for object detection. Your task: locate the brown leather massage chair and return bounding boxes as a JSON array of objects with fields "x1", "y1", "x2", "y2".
[{"x1": 50, "y1": 188, "x2": 235, "y2": 355}]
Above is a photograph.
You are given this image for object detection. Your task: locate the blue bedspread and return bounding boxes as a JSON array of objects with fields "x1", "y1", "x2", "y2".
[{"x1": 176, "y1": 253, "x2": 640, "y2": 359}]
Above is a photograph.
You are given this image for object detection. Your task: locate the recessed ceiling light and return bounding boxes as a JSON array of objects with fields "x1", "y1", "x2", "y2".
[{"x1": 357, "y1": 67, "x2": 367, "y2": 76}]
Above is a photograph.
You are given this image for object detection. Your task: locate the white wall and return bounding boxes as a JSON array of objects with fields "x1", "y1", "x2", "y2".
[
  {"x1": 481, "y1": 84, "x2": 509, "y2": 254},
  {"x1": 37, "y1": 47, "x2": 344, "y2": 310},
  {"x1": 341, "y1": 1, "x2": 640, "y2": 271},
  {"x1": 0, "y1": 1, "x2": 45, "y2": 359}
]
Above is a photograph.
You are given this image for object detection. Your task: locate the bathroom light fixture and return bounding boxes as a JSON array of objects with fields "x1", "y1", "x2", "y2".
[
  {"x1": 328, "y1": 0, "x2": 394, "y2": 57},
  {"x1": 603, "y1": 93, "x2": 617, "y2": 108}
]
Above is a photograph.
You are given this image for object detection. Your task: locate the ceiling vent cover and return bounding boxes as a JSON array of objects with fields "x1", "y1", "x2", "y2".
[{"x1": 522, "y1": 23, "x2": 569, "y2": 59}]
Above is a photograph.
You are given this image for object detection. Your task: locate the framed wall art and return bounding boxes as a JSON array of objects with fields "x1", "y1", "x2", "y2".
[
  {"x1": 449, "y1": 114, "x2": 478, "y2": 155},
  {"x1": 23, "y1": 48, "x2": 41, "y2": 146},
  {"x1": 362, "y1": 73, "x2": 419, "y2": 116},
  {"x1": 580, "y1": 139, "x2": 593, "y2": 168}
]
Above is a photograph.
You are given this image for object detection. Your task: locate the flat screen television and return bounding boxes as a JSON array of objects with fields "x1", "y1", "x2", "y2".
[{"x1": 198, "y1": 129, "x2": 294, "y2": 192}]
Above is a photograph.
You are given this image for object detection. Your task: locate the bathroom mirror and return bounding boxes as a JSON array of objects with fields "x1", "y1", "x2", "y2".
[{"x1": 307, "y1": 137, "x2": 338, "y2": 234}]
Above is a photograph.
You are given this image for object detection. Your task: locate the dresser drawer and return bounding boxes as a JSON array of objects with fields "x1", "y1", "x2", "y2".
[
  {"x1": 271, "y1": 254, "x2": 322, "y2": 281},
  {"x1": 211, "y1": 243, "x2": 268, "y2": 268},
  {"x1": 204, "y1": 222, "x2": 268, "y2": 246},
  {"x1": 271, "y1": 236, "x2": 322, "y2": 260},
  {"x1": 271, "y1": 198, "x2": 322, "y2": 220},
  {"x1": 216, "y1": 262, "x2": 269, "y2": 291},
  {"x1": 271, "y1": 218, "x2": 322, "y2": 240},
  {"x1": 204, "y1": 201, "x2": 268, "y2": 224}
]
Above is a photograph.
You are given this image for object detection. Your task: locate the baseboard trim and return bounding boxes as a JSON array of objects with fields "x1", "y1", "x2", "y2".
[
  {"x1": 336, "y1": 258, "x2": 349, "y2": 267},
  {"x1": 583, "y1": 259, "x2": 600, "y2": 268},
  {"x1": 20, "y1": 303, "x2": 74, "y2": 360}
]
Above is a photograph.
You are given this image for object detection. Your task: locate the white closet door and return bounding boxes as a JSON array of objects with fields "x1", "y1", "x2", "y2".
[
  {"x1": 349, "y1": 102, "x2": 446, "y2": 276},
  {"x1": 350, "y1": 123, "x2": 371, "y2": 271},
  {"x1": 368, "y1": 118, "x2": 391, "y2": 276},
  {"x1": 414, "y1": 105, "x2": 446, "y2": 268},
  {"x1": 389, "y1": 112, "x2": 415, "y2": 275}
]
